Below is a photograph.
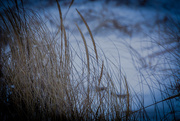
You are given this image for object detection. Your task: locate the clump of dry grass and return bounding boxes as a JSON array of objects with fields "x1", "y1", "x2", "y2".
[
  {"x1": 1, "y1": 0, "x2": 179, "y2": 120},
  {"x1": 0, "y1": 0, "x2": 134, "y2": 120}
]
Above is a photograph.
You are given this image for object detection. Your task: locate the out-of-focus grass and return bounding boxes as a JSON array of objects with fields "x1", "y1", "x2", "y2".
[{"x1": 126, "y1": 14, "x2": 180, "y2": 120}]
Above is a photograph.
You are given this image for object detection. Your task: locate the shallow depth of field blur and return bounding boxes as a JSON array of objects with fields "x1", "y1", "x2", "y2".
[{"x1": 0, "y1": 0, "x2": 180, "y2": 120}]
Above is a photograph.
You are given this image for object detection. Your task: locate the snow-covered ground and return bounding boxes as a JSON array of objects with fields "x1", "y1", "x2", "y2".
[
  {"x1": 12, "y1": 0, "x2": 179, "y2": 118},
  {"x1": 38, "y1": 1, "x2": 177, "y2": 84}
]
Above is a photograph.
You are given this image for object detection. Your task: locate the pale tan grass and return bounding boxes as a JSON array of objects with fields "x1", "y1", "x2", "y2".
[
  {"x1": 76, "y1": 9, "x2": 99, "y2": 63},
  {"x1": 0, "y1": 0, "x2": 152, "y2": 120}
]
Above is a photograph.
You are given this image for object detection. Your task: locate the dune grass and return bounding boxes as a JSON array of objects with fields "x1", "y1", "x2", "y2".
[
  {"x1": 0, "y1": 0, "x2": 179, "y2": 121},
  {"x1": 0, "y1": 0, "x2": 132, "y2": 120}
]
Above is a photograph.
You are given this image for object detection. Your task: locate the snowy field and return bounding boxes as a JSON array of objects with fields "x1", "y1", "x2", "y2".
[
  {"x1": 23, "y1": 0, "x2": 179, "y2": 117},
  {"x1": 32, "y1": 1, "x2": 178, "y2": 91},
  {"x1": 1, "y1": 0, "x2": 180, "y2": 120}
]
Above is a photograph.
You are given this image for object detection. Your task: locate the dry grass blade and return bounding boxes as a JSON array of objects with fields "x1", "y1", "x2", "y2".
[
  {"x1": 124, "y1": 76, "x2": 130, "y2": 121},
  {"x1": 76, "y1": 9, "x2": 98, "y2": 63},
  {"x1": 75, "y1": 23, "x2": 91, "y2": 108},
  {"x1": 98, "y1": 61, "x2": 104, "y2": 86},
  {"x1": 56, "y1": 0, "x2": 64, "y2": 63},
  {"x1": 69, "y1": 0, "x2": 74, "y2": 9},
  {"x1": 129, "y1": 93, "x2": 180, "y2": 117},
  {"x1": 64, "y1": 0, "x2": 74, "y2": 20},
  {"x1": 56, "y1": 0, "x2": 63, "y2": 28},
  {"x1": 63, "y1": 27, "x2": 69, "y2": 66},
  {"x1": 75, "y1": 23, "x2": 90, "y2": 75}
]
